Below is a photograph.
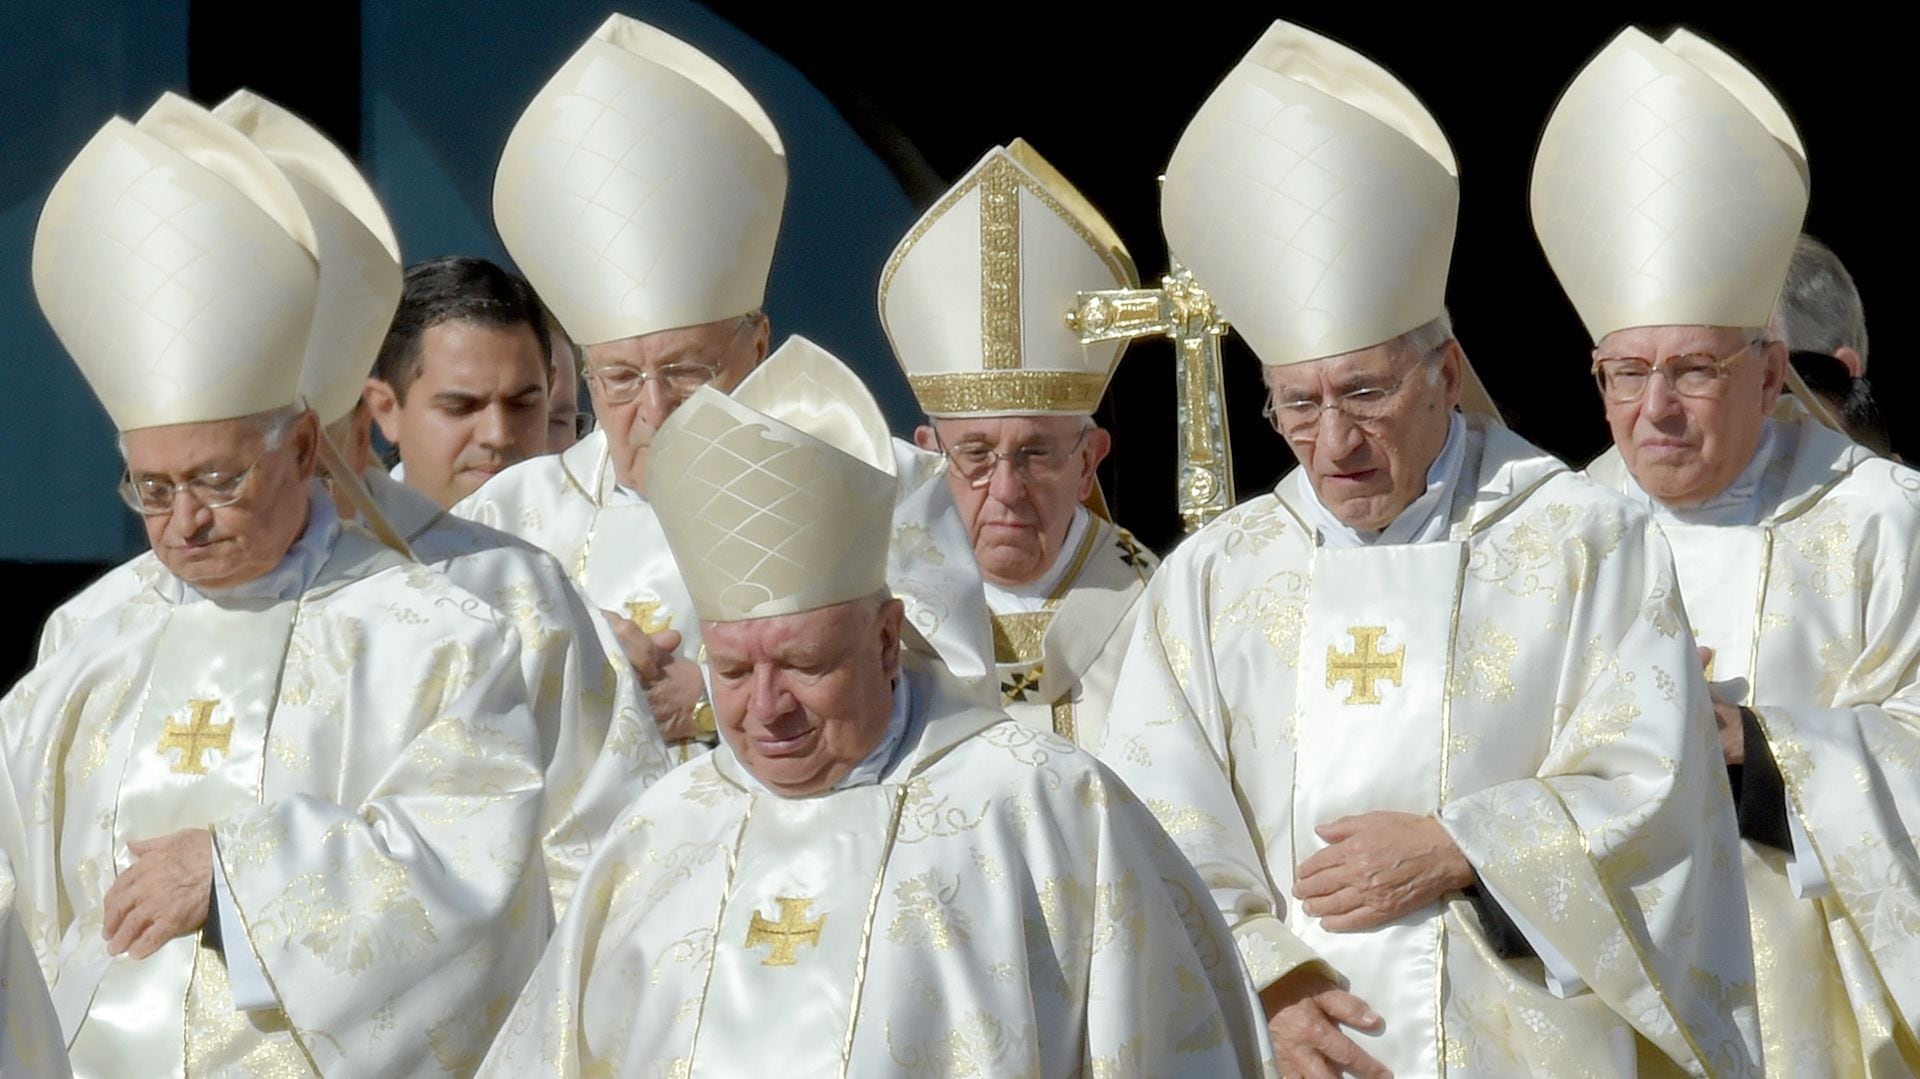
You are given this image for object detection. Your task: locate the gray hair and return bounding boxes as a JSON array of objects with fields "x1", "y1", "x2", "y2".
[
  {"x1": 1770, "y1": 234, "x2": 1868, "y2": 366},
  {"x1": 116, "y1": 406, "x2": 304, "y2": 461},
  {"x1": 1400, "y1": 308, "x2": 1455, "y2": 364}
]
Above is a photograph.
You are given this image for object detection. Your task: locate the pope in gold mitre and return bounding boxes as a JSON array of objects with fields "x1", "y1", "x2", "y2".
[
  {"x1": 1537, "y1": 26, "x2": 1920, "y2": 1073},
  {"x1": 1098, "y1": 19, "x2": 1761, "y2": 1078},
  {"x1": 477, "y1": 334, "x2": 1276, "y2": 1076},
  {"x1": 882, "y1": 138, "x2": 1157, "y2": 749}
]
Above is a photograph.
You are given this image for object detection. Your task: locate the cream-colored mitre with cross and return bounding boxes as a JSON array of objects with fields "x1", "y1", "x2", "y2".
[
  {"x1": 214, "y1": 89, "x2": 402, "y2": 427},
  {"x1": 649, "y1": 356, "x2": 895, "y2": 624},
  {"x1": 880, "y1": 140, "x2": 1137, "y2": 418},
  {"x1": 1531, "y1": 27, "x2": 1809, "y2": 343},
  {"x1": 494, "y1": 13, "x2": 786, "y2": 347},
  {"x1": 1161, "y1": 19, "x2": 1497, "y2": 416},
  {"x1": 33, "y1": 93, "x2": 320, "y2": 431}
]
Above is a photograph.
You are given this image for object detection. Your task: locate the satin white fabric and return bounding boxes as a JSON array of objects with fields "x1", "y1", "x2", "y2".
[
  {"x1": 3, "y1": 523, "x2": 550, "y2": 1074},
  {"x1": 1588, "y1": 403, "x2": 1920, "y2": 1073},
  {"x1": 1101, "y1": 416, "x2": 1761, "y2": 1077},
  {"x1": 476, "y1": 654, "x2": 1278, "y2": 1077}
]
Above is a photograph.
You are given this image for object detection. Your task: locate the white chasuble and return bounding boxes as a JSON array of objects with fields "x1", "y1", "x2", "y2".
[
  {"x1": 990, "y1": 514, "x2": 1157, "y2": 749},
  {"x1": 1100, "y1": 417, "x2": 1761, "y2": 1078},
  {"x1": 1, "y1": 525, "x2": 551, "y2": 1076},
  {"x1": 477, "y1": 655, "x2": 1277, "y2": 1078},
  {"x1": 31, "y1": 470, "x2": 673, "y2": 922},
  {"x1": 2, "y1": 801, "x2": 67, "y2": 1077},
  {"x1": 1590, "y1": 410, "x2": 1920, "y2": 1074},
  {"x1": 457, "y1": 431, "x2": 996, "y2": 699}
]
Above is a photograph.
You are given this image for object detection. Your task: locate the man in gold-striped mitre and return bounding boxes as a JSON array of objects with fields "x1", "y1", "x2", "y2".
[
  {"x1": 477, "y1": 338, "x2": 1276, "y2": 1077},
  {"x1": 1096, "y1": 20, "x2": 1762, "y2": 1078},
  {"x1": 2, "y1": 93, "x2": 554, "y2": 1074},
  {"x1": 882, "y1": 140, "x2": 1157, "y2": 748},
  {"x1": 457, "y1": 14, "x2": 993, "y2": 753},
  {"x1": 1535, "y1": 27, "x2": 1920, "y2": 1072}
]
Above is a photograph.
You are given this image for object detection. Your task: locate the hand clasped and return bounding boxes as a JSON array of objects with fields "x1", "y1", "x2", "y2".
[{"x1": 1293, "y1": 811, "x2": 1474, "y2": 932}]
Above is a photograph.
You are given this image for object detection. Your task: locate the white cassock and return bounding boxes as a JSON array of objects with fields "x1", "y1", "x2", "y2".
[
  {"x1": 984, "y1": 505, "x2": 1156, "y2": 749},
  {"x1": 35, "y1": 468, "x2": 673, "y2": 918},
  {"x1": 2, "y1": 766, "x2": 68, "y2": 1078},
  {"x1": 476, "y1": 652, "x2": 1277, "y2": 1077},
  {"x1": 1100, "y1": 415, "x2": 1761, "y2": 1077},
  {"x1": 2, "y1": 489, "x2": 548, "y2": 1075},
  {"x1": 455, "y1": 430, "x2": 996, "y2": 699},
  {"x1": 1588, "y1": 401, "x2": 1920, "y2": 1073}
]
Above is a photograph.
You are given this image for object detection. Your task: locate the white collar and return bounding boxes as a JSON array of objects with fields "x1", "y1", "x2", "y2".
[
  {"x1": 1624, "y1": 420, "x2": 1780, "y2": 527},
  {"x1": 176, "y1": 480, "x2": 341, "y2": 605},
  {"x1": 1300, "y1": 411, "x2": 1468, "y2": 549},
  {"x1": 982, "y1": 506, "x2": 1091, "y2": 611},
  {"x1": 834, "y1": 667, "x2": 920, "y2": 789}
]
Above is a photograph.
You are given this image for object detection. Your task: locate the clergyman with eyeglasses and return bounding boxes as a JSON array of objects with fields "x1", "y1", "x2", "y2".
[
  {"x1": 1539, "y1": 28, "x2": 1920, "y2": 1073},
  {"x1": 1097, "y1": 22, "x2": 1760, "y2": 1078},
  {"x1": 882, "y1": 140, "x2": 1158, "y2": 749},
  {"x1": 455, "y1": 15, "x2": 992, "y2": 753}
]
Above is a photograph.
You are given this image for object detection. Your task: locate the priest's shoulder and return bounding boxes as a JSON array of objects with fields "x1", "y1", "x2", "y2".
[
  {"x1": 35, "y1": 551, "x2": 164, "y2": 663},
  {"x1": 1155, "y1": 491, "x2": 1303, "y2": 571},
  {"x1": 939, "y1": 718, "x2": 1126, "y2": 804},
  {"x1": 415, "y1": 506, "x2": 579, "y2": 575},
  {"x1": 1817, "y1": 445, "x2": 1920, "y2": 531}
]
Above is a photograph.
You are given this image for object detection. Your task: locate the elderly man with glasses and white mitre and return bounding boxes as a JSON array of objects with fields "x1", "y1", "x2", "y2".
[
  {"x1": 884, "y1": 140, "x2": 1157, "y2": 748},
  {"x1": 1096, "y1": 21, "x2": 1761, "y2": 1079},
  {"x1": 1536, "y1": 27, "x2": 1920, "y2": 1073},
  {"x1": 457, "y1": 15, "x2": 993, "y2": 752},
  {"x1": 1, "y1": 95, "x2": 555, "y2": 1073}
]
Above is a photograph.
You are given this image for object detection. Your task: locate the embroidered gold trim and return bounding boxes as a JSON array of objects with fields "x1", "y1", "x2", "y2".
[
  {"x1": 992, "y1": 612, "x2": 1052, "y2": 665},
  {"x1": 907, "y1": 371, "x2": 1109, "y2": 416},
  {"x1": 979, "y1": 157, "x2": 1021, "y2": 371},
  {"x1": 1051, "y1": 698, "x2": 1076, "y2": 742},
  {"x1": 840, "y1": 785, "x2": 913, "y2": 1074}
]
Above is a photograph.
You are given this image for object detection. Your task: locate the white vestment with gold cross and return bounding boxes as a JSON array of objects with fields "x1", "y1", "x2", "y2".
[
  {"x1": 456, "y1": 429, "x2": 997, "y2": 701},
  {"x1": 991, "y1": 512, "x2": 1157, "y2": 749},
  {"x1": 1588, "y1": 406, "x2": 1920, "y2": 1074},
  {"x1": 1, "y1": 520, "x2": 549, "y2": 1076},
  {"x1": 34, "y1": 468, "x2": 673, "y2": 920},
  {"x1": 475, "y1": 653, "x2": 1276, "y2": 1078},
  {"x1": 1100, "y1": 416, "x2": 1761, "y2": 1077}
]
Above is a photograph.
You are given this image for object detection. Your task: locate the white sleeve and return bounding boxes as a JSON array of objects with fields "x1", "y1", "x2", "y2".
[
  {"x1": 212, "y1": 862, "x2": 276, "y2": 1010},
  {"x1": 1784, "y1": 808, "x2": 1832, "y2": 898},
  {"x1": 1473, "y1": 874, "x2": 1589, "y2": 998}
]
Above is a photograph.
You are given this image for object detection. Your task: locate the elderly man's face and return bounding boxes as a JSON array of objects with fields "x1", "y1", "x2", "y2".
[
  {"x1": 1597, "y1": 325, "x2": 1785, "y2": 507},
  {"x1": 123, "y1": 412, "x2": 319, "y2": 590},
  {"x1": 586, "y1": 314, "x2": 770, "y2": 493},
  {"x1": 705, "y1": 598, "x2": 905, "y2": 797},
  {"x1": 546, "y1": 326, "x2": 583, "y2": 453},
  {"x1": 913, "y1": 415, "x2": 1110, "y2": 587},
  {"x1": 367, "y1": 319, "x2": 551, "y2": 507},
  {"x1": 1266, "y1": 340, "x2": 1461, "y2": 531}
]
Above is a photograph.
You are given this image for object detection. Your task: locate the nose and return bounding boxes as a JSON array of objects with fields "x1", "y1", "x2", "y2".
[
  {"x1": 636, "y1": 377, "x2": 678, "y2": 431},
  {"x1": 1640, "y1": 369, "x2": 1685, "y2": 421},
  {"x1": 984, "y1": 453, "x2": 1029, "y2": 503},
  {"x1": 1315, "y1": 407, "x2": 1367, "y2": 460},
  {"x1": 167, "y1": 488, "x2": 214, "y2": 538},
  {"x1": 475, "y1": 401, "x2": 513, "y2": 448},
  {"x1": 747, "y1": 665, "x2": 795, "y2": 720}
]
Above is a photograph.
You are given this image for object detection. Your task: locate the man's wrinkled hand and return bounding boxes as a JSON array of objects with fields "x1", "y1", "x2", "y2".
[
  {"x1": 1293, "y1": 811, "x2": 1473, "y2": 932},
  {"x1": 102, "y1": 828, "x2": 213, "y2": 959},
  {"x1": 648, "y1": 656, "x2": 708, "y2": 743},
  {"x1": 1262, "y1": 967, "x2": 1391, "y2": 1079},
  {"x1": 601, "y1": 611, "x2": 678, "y2": 686}
]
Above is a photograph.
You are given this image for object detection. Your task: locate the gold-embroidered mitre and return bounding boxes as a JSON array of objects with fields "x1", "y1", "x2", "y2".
[
  {"x1": 33, "y1": 93, "x2": 320, "y2": 431},
  {"x1": 493, "y1": 13, "x2": 787, "y2": 347},
  {"x1": 879, "y1": 140, "x2": 1137, "y2": 418},
  {"x1": 1531, "y1": 27, "x2": 1809, "y2": 342},
  {"x1": 1162, "y1": 21, "x2": 1496, "y2": 408},
  {"x1": 650, "y1": 336, "x2": 896, "y2": 623},
  {"x1": 214, "y1": 90, "x2": 402, "y2": 427}
]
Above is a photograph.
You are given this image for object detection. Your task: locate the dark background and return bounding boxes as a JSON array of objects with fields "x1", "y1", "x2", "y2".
[{"x1": 3, "y1": 4, "x2": 1905, "y2": 688}]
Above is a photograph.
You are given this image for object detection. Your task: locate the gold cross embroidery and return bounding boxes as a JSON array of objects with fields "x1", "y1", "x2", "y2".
[
  {"x1": 1327, "y1": 627, "x2": 1405, "y2": 706},
  {"x1": 158, "y1": 699, "x2": 232, "y2": 775},
  {"x1": 745, "y1": 897, "x2": 826, "y2": 966},
  {"x1": 623, "y1": 599, "x2": 673, "y2": 635},
  {"x1": 1001, "y1": 665, "x2": 1045, "y2": 703}
]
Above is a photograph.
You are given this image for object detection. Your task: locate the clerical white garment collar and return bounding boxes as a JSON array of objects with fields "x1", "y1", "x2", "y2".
[
  {"x1": 982, "y1": 506, "x2": 1090, "y2": 613},
  {"x1": 1300, "y1": 410, "x2": 1467, "y2": 549},
  {"x1": 1623, "y1": 420, "x2": 1780, "y2": 528},
  {"x1": 175, "y1": 479, "x2": 342, "y2": 605}
]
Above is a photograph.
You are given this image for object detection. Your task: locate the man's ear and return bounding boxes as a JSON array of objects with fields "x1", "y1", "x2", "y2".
[
  {"x1": 1079, "y1": 426, "x2": 1113, "y2": 501},
  {"x1": 1435, "y1": 340, "x2": 1466, "y2": 411},
  {"x1": 877, "y1": 598, "x2": 906, "y2": 680},
  {"x1": 913, "y1": 425, "x2": 939, "y2": 452},
  {"x1": 362, "y1": 377, "x2": 404, "y2": 443},
  {"x1": 290, "y1": 410, "x2": 323, "y2": 479},
  {"x1": 1758, "y1": 340, "x2": 1789, "y2": 412},
  {"x1": 749, "y1": 313, "x2": 772, "y2": 363},
  {"x1": 1833, "y1": 345, "x2": 1865, "y2": 379}
]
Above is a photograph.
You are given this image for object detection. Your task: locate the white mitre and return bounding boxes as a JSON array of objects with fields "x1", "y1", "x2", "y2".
[
  {"x1": 880, "y1": 139, "x2": 1137, "y2": 418},
  {"x1": 214, "y1": 90, "x2": 403, "y2": 427},
  {"x1": 1531, "y1": 27, "x2": 1809, "y2": 343},
  {"x1": 33, "y1": 93, "x2": 320, "y2": 431},
  {"x1": 650, "y1": 338, "x2": 896, "y2": 624},
  {"x1": 1162, "y1": 20, "x2": 1497, "y2": 416},
  {"x1": 494, "y1": 13, "x2": 786, "y2": 347}
]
